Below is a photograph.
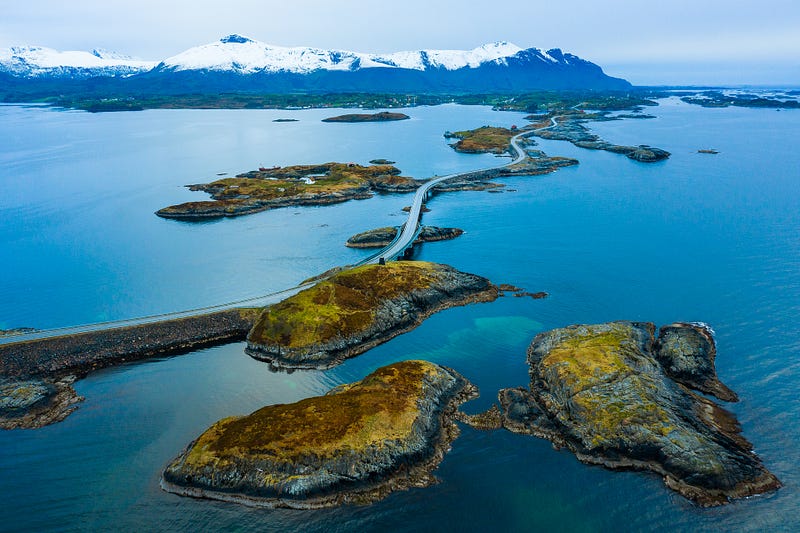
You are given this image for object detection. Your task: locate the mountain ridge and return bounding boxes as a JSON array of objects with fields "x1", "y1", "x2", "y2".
[{"x1": 0, "y1": 34, "x2": 631, "y2": 93}]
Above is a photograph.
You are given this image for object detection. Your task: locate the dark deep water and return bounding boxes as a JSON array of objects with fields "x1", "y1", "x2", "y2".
[{"x1": 1, "y1": 99, "x2": 799, "y2": 531}]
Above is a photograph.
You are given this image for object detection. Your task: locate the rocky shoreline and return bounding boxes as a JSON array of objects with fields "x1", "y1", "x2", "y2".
[
  {"x1": 345, "y1": 226, "x2": 464, "y2": 248},
  {"x1": 162, "y1": 360, "x2": 475, "y2": 508},
  {"x1": 481, "y1": 321, "x2": 780, "y2": 506},
  {"x1": 246, "y1": 262, "x2": 499, "y2": 370},
  {"x1": 0, "y1": 308, "x2": 259, "y2": 429},
  {"x1": 530, "y1": 111, "x2": 670, "y2": 162}
]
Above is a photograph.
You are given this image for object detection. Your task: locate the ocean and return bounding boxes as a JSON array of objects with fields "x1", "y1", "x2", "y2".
[{"x1": 1, "y1": 99, "x2": 798, "y2": 531}]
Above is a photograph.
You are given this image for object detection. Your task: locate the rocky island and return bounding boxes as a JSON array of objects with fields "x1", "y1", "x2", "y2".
[
  {"x1": 530, "y1": 111, "x2": 670, "y2": 162},
  {"x1": 346, "y1": 226, "x2": 464, "y2": 248},
  {"x1": 161, "y1": 360, "x2": 475, "y2": 508},
  {"x1": 161, "y1": 361, "x2": 476, "y2": 509},
  {"x1": 445, "y1": 126, "x2": 517, "y2": 154},
  {"x1": 491, "y1": 321, "x2": 779, "y2": 506},
  {"x1": 322, "y1": 112, "x2": 410, "y2": 123},
  {"x1": 156, "y1": 162, "x2": 421, "y2": 220},
  {"x1": 246, "y1": 261, "x2": 498, "y2": 370}
]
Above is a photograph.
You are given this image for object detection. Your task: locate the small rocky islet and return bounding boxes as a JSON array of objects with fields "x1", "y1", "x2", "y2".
[
  {"x1": 161, "y1": 360, "x2": 475, "y2": 508},
  {"x1": 345, "y1": 226, "x2": 464, "y2": 248},
  {"x1": 246, "y1": 261, "x2": 499, "y2": 370},
  {"x1": 487, "y1": 321, "x2": 779, "y2": 506},
  {"x1": 0, "y1": 377, "x2": 82, "y2": 430},
  {"x1": 322, "y1": 111, "x2": 410, "y2": 123}
]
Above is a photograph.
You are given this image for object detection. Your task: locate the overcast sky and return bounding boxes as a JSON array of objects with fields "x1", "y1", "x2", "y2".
[{"x1": 2, "y1": 0, "x2": 798, "y2": 85}]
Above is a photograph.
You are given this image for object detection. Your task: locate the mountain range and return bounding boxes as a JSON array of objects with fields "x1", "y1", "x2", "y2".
[{"x1": 0, "y1": 35, "x2": 631, "y2": 95}]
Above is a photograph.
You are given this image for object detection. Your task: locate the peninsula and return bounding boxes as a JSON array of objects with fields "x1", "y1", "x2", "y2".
[
  {"x1": 162, "y1": 360, "x2": 475, "y2": 508},
  {"x1": 156, "y1": 162, "x2": 421, "y2": 220},
  {"x1": 489, "y1": 321, "x2": 780, "y2": 506},
  {"x1": 246, "y1": 261, "x2": 498, "y2": 370}
]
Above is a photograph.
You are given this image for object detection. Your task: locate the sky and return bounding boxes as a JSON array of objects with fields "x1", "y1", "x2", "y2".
[{"x1": 1, "y1": 0, "x2": 799, "y2": 86}]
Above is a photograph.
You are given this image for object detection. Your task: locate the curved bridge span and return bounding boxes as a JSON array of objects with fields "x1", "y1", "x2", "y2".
[{"x1": 1, "y1": 125, "x2": 548, "y2": 346}]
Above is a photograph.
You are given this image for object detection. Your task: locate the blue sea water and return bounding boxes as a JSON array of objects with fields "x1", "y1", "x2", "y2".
[{"x1": 1, "y1": 100, "x2": 799, "y2": 531}]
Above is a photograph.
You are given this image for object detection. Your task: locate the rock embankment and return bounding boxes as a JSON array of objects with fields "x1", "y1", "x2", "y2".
[
  {"x1": 246, "y1": 262, "x2": 498, "y2": 370},
  {"x1": 162, "y1": 360, "x2": 475, "y2": 508},
  {"x1": 0, "y1": 308, "x2": 260, "y2": 429},
  {"x1": 491, "y1": 321, "x2": 779, "y2": 506},
  {"x1": 345, "y1": 226, "x2": 464, "y2": 248}
]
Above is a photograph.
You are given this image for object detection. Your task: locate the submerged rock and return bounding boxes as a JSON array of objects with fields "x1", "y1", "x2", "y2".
[
  {"x1": 162, "y1": 360, "x2": 475, "y2": 508},
  {"x1": 246, "y1": 262, "x2": 498, "y2": 370},
  {"x1": 497, "y1": 321, "x2": 779, "y2": 506}
]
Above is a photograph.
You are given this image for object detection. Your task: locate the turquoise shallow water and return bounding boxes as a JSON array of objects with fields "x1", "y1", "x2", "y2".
[{"x1": 1, "y1": 100, "x2": 799, "y2": 531}]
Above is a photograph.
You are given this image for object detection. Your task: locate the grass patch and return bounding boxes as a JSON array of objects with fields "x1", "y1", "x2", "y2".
[
  {"x1": 248, "y1": 262, "x2": 442, "y2": 348},
  {"x1": 183, "y1": 360, "x2": 440, "y2": 465},
  {"x1": 448, "y1": 126, "x2": 515, "y2": 154}
]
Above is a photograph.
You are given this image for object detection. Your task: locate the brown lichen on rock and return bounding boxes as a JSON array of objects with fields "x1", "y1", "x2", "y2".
[{"x1": 161, "y1": 360, "x2": 475, "y2": 508}]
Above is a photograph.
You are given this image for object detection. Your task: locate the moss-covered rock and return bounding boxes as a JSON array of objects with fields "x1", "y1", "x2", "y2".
[
  {"x1": 246, "y1": 262, "x2": 498, "y2": 370},
  {"x1": 498, "y1": 321, "x2": 780, "y2": 506},
  {"x1": 161, "y1": 360, "x2": 475, "y2": 508}
]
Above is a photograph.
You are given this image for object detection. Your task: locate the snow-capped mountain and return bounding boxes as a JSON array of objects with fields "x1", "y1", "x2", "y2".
[
  {"x1": 158, "y1": 35, "x2": 530, "y2": 74},
  {"x1": 0, "y1": 35, "x2": 630, "y2": 92},
  {"x1": 0, "y1": 45, "x2": 156, "y2": 78}
]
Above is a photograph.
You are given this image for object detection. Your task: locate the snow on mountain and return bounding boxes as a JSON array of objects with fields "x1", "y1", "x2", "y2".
[
  {"x1": 158, "y1": 35, "x2": 547, "y2": 74},
  {"x1": 0, "y1": 35, "x2": 630, "y2": 92},
  {"x1": 0, "y1": 45, "x2": 157, "y2": 77}
]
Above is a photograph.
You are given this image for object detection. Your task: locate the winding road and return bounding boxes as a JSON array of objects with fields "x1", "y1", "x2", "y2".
[{"x1": 1, "y1": 122, "x2": 553, "y2": 346}]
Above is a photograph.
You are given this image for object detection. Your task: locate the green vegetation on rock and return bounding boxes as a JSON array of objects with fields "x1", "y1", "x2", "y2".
[
  {"x1": 446, "y1": 126, "x2": 516, "y2": 154},
  {"x1": 246, "y1": 261, "x2": 497, "y2": 369},
  {"x1": 496, "y1": 321, "x2": 780, "y2": 506}
]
